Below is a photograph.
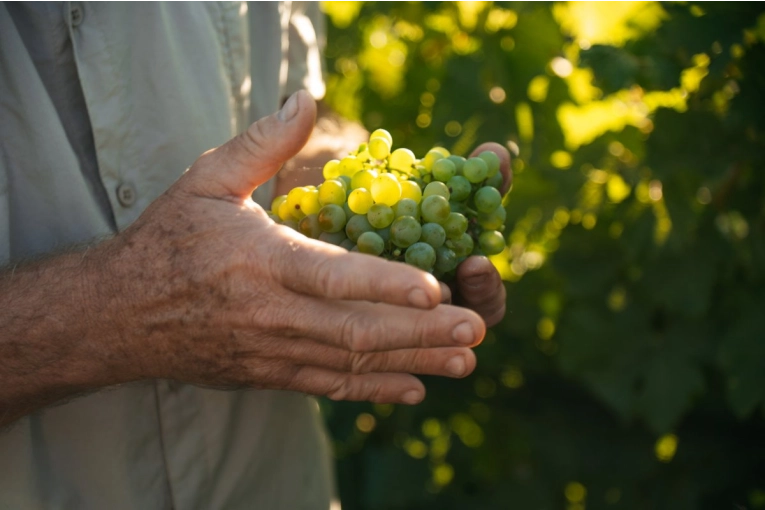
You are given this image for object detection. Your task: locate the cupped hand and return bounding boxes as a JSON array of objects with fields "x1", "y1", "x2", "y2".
[
  {"x1": 103, "y1": 91, "x2": 485, "y2": 405},
  {"x1": 441, "y1": 143, "x2": 511, "y2": 327}
]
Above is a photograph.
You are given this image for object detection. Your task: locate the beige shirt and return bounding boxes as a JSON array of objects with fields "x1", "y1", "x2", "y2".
[{"x1": 0, "y1": 2, "x2": 334, "y2": 508}]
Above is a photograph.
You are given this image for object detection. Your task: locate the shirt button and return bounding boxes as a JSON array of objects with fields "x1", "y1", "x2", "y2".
[
  {"x1": 70, "y1": 3, "x2": 84, "y2": 27},
  {"x1": 116, "y1": 183, "x2": 137, "y2": 207}
]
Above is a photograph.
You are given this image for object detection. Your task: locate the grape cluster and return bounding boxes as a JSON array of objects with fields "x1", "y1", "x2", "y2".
[{"x1": 270, "y1": 129, "x2": 507, "y2": 280}]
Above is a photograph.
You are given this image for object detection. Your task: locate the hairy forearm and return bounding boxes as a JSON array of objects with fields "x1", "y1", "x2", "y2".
[{"x1": 0, "y1": 243, "x2": 136, "y2": 426}]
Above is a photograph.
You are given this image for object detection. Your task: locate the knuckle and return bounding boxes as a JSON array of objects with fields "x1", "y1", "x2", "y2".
[
  {"x1": 341, "y1": 312, "x2": 376, "y2": 352},
  {"x1": 327, "y1": 376, "x2": 353, "y2": 401},
  {"x1": 348, "y1": 351, "x2": 382, "y2": 375}
]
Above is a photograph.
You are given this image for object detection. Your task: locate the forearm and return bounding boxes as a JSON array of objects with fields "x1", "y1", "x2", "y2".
[{"x1": 0, "y1": 242, "x2": 137, "y2": 426}]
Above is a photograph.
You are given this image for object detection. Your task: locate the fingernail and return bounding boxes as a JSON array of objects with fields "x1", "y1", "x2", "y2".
[
  {"x1": 408, "y1": 288, "x2": 431, "y2": 308},
  {"x1": 463, "y1": 273, "x2": 488, "y2": 288},
  {"x1": 278, "y1": 91, "x2": 300, "y2": 122},
  {"x1": 402, "y1": 390, "x2": 423, "y2": 405},
  {"x1": 446, "y1": 356, "x2": 466, "y2": 377},
  {"x1": 452, "y1": 322, "x2": 476, "y2": 345}
]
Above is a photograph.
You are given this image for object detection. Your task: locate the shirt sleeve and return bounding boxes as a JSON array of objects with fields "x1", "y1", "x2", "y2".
[{"x1": 285, "y1": 1, "x2": 326, "y2": 100}]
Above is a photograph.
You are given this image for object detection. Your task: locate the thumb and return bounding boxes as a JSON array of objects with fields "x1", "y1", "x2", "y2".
[{"x1": 184, "y1": 90, "x2": 317, "y2": 200}]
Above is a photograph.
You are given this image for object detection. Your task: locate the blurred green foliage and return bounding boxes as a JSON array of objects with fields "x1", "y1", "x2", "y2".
[{"x1": 319, "y1": 2, "x2": 765, "y2": 508}]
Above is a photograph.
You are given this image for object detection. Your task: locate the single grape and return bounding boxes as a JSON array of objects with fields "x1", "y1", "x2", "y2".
[
  {"x1": 446, "y1": 232, "x2": 474, "y2": 258},
  {"x1": 478, "y1": 230, "x2": 505, "y2": 255},
  {"x1": 400, "y1": 180, "x2": 423, "y2": 203},
  {"x1": 322, "y1": 159, "x2": 341, "y2": 180},
  {"x1": 348, "y1": 188, "x2": 373, "y2": 214},
  {"x1": 463, "y1": 157, "x2": 488, "y2": 183},
  {"x1": 277, "y1": 197, "x2": 293, "y2": 221},
  {"x1": 446, "y1": 175, "x2": 471, "y2": 202},
  {"x1": 371, "y1": 174, "x2": 402, "y2": 206},
  {"x1": 447, "y1": 155, "x2": 466, "y2": 175},
  {"x1": 390, "y1": 216, "x2": 422, "y2": 248},
  {"x1": 474, "y1": 186, "x2": 502, "y2": 214},
  {"x1": 370, "y1": 128, "x2": 393, "y2": 145},
  {"x1": 443, "y1": 212, "x2": 468, "y2": 239},
  {"x1": 478, "y1": 205, "x2": 506, "y2": 230},
  {"x1": 319, "y1": 230, "x2": 348, "y2": 246},
  {"x1": 368, "y1": 137, "x2": 391, "y2": 160},
  {"x1": 388, "y1": 148, "x2": 416, "y2": 172},
  {"x1": 298, "y1": 214, "x2": 322, "y2": 238},
  {"x1": 318, "y1": 180, "x2": 346, "y2": 206},
  {"x1": 435, "y1": 246, "x2": 459, "y2": 273},
  {"x1": 351, "y1": 169, "x2": 377, "y2": 190},
  {"x1": 357, "y1": 231, "x2": 385, "y2": 256},
  {"x1": 420, "y1": 222, "x2": 446, "y2": 249},
  {"x1": 317, "y1": 204, "x2": 347, "y2": 233},
  {"x1": 405, "y1": 242, "x2": 436, "y2": 271},
  {"x1": 422, "y1": 149, "x2": 445, "y2": 171},
  {"x1": 432, "y1": 158, "x2": 457, "y2": 182},
  {"x1": 367, "y1": 203, "x2": 395, "y2": 228},
  {"x1": 300, "y1": 189, "x2": 321, "y2": 215},
  {"x1": 423, "y1": 181, "x2": 450, "y2": 200},
  {"x1": 339, "y1": 156, "x2": 363, "y2": 177},
  {"x1": 393, "y1": 198, "x2": 419, "y2": 219},
  {"x1": 286, "y1": 187, "x2": 308, "y2": 219},
  {"x1": 345, "y1": 214, "x2": 374, "y2": 242},
  {"x1": 421, "y1": 195, "x2": 451, "y2": 224},
  {"x1": 478, "y1": 150, "x2": 501, "y2": 178}
]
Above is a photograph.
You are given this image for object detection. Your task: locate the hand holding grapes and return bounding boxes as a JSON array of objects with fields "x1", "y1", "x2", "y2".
[{"x1": 100, "y1": 90, "x2": 485, "y2": 405}]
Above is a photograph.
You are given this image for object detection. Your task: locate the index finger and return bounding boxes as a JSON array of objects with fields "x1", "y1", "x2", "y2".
[
  {"x1": 470, "y1": 142, "x2": 512, "y2": 195},
  {"x1": 273, "y1": 230, "x2": 442, "y2": 309}
]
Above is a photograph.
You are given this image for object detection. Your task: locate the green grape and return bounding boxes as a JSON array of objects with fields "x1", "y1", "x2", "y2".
[
  {"x1": 423, "y1": 181, "x2": 450, "y2": 200},
  {"x1": 463, "y1": 157, "x2": 488, "y2": 183},
  {"x1": 405, "y1": 242, "x2": 436, "y2": 271},
  {"x1": 322, "y1": 159, "x2": 341, "y2": 180},
  {"x1": 317, "y1": 204, "x2": 346, "y2": 233},
  {"x1": 478, "y1": 205, "x2": 506, "y2": 230},
  {"x1": 342, "y1": 201, "x2": 353, "y2": 220},
  {"x1": 368, "y1": 137, "x2": 391, "y2": 160},
  {"x1": 271, "y1": 195, "x2": 287, "y2": 216},
  {"x1": 446, "y1": 175, "x2": 471, "y2": 202},
  {"x1": 420, "y1": 223, "x2": 446, "y2": 249},
  {"x1": 351, "y1": 169, "x2": 377, "y2": 190},
  {"x1": 371, "y1": 174, "x2": 402, "y2": 206},
  {"x1": 318, "y1": 180, "x2": 346, "y2": 206},
  {"x1": 367, "y1": 203, "x2": 395, "y2": 228},
  {"x1": 348, "y1": 188, "x2": 373, "y2": 214},
  {"x1": 474, "y1": 186, "x2": 502, "y2": 214},
  {"x1": 446, "y1": 155, "x2": 466, "y2": 175},
  {"x1": 319, "y1": 230, "x2": 347, "y2": 246},
  {"x1": 388, "y1": 148, "x2": 416, "y2": 172},
  {"x1": 300, "y1": 189, "x2": 321, "y2": 215},
  {"x1": 443, "y1": 212, "x2": 468, "y2": 239},
  {"x1": 390, "y1": 216, "x2": 422, "y2": 248},
  {"x1": 446, "y1": 232, "x2": 474, "y2": 258},
  {"x1": 340, "y1": 238, "x2": 356, "y2": 251},
  {"x1": 282, "y1": 219, "x2": 299, "y2": 231},
  {"x1": 421, "y1": 195, "x2": 451, "y2": 224},
  {"x1": 357, "y1": 231, "x2": 385, "y2": 256},
  {"x1": 485, "y1": 172, "x2": 503, "y2": 190},
  {"x1": 435, "y1": 246, "x2": 459, "y2": 273},
  {"x1": 393, "y1": 198, "x2": 419, "y2": 219},
  {"x1": 449, "y1": 201, "x2": 467, "y2": 214},
  {"x1": 478, "y1": 230, "x2": 505, "y2": 255},
  {"x1": 376, "y1": 226, "x2": 391, "y2": 247},
  {"x1": 478, "y1": 150, "x2": 501, "y2": 178},
  {"x1": 345, "y1": 214, "x2": 374, "y2": 242},
  {"x1": 339, "y1": 156, "x2": 363, "y2": 177},
  {"x1": 298, "y1": 214, "x2": 322, "y2": 238},
  {"x1": 422, "y1": 149, "x2": 445, "y2": 171},
  {"x1": 432, "y1": 158, "x2": 457, "y2": 182},
  {"x1": 400, "y1": 180, "x2": 423, "y2": 203},
  {"x1": 370, "y1": 128, "x2": 393, "y2": 145}
]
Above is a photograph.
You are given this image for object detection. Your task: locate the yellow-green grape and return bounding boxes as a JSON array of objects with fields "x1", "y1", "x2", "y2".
[
  {"x1": 368, "y1": 136, "x2": 391, "y2": 160},
  {"x1": 463, "y1": 157, "x2": 488, "y2": 183},
  {"x1": 318, "y1": 179, "x2": 347, "y2": 206},
  {"x1": 390, "y1": 216, "x2": 422, "y2": 248},
  {"x1": 388, "y1": 148, "x2": 416, "y2": 172},
  {"x1": 478, "y1": 205, "x2": 507, "y2": 230},
  {"x1": 478, "y1": 150, "x2": 501, "y2": 178},
  {"x1": 287, "y1": 187, "x2": 308, "y2": 219},
  {"x1": 351, "y1": 169, "x2": 377, "y2": 190},
  {"x1": 339, "y1": 156, "x2": 363, "y2": 177},
  {"x1": 432, "y1": 158, "x2": 457, "y2": 182},
  {"x1": 393, "y1": 198, "x2": 419, "y2": 219},
  {"x1": 430, "y1": 147, "x2": 450, "y2": 158},
  {"x1": 422, "y1": 149, "x2": 445, "y2": 171},
  {"x1": 421, "y1": 195, "x2": 451, "y2": 224},
  {"x1": 400, "y1": 180, "x2": 422, "y2": 203},
  {"x1": 348, "y1": 188, "x2": 373, "y2": 214},
  {"x1": 367, "y1": 203, "x2": 395, "y2": 228},
  {"x1": 317, "y1": 204, "x2": 347, "y2": 233},
  {"x1": 443, "y1": 212, "x2": 468, "y2": 239},
  {"x1": 299, "y1": 189, "x2": 321, "y2": 215},
  {"x1": 370, "y1": 128, "x2": 393, "y2": 146},
  {"x1": 277, "y1": 198, "x2": 293, "y2": 221},
  {"x1": 446, "y1": 175, "x2": 471, "y2": 202},
  {"x1": 447, "y1": 155, "x2": 466, "y2": 175},
  {"x1": 371, "y1": 173, "x2": 402, "y2": 206},
  {"x1": 474, "y1": 186, "x2": 502, "y2": 214},
  {"x1": 478, "y1": 230, "x2": 506, "y2": 255},
  {"x1": 423, "y1": 181, "x2": 450, "y2": 200},
  {"x1": 446, "y1": 232, "x2": 474, "y2": 258},
  {"x1": 322, "y1": 159, "x2": 341, "y2": 180},
  {"x1": 271, "y1": 195, "x2": 287, "y2": 216}
]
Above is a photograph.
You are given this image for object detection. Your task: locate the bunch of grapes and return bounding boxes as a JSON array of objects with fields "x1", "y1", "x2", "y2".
[{"x1": 270, "y1": 129, "x2": 508, "y2": 281}]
